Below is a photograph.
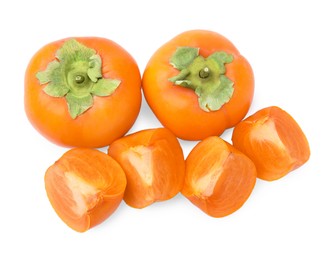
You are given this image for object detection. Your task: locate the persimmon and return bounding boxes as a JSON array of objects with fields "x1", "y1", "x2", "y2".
[
  {"x1": 107, "y1": 128, "x2": 185, "y2": 209},
  {"x1": 44, "y1": 148, "x2": 127, "y2": 232},
  {"x1": 142, "y1": 30, "x2": 254, "y2": 140},
  {"x1": 25, "y1": 37, "x2": 141, "y2": 148},
  {"x1": 182, "y1": 136, "x2": 257, "y2": 218},
  {"x1": 232, "y1": 106, "x2": 310, "y2": 181}
]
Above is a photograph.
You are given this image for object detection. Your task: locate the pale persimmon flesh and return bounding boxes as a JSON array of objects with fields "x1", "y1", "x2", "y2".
[
  {"x1": 232, "y1": 106, "x2": 310, "y2": 181},
  {"x1": 182, "y1": 136, "x2": 257, "y2": 218},
  {"x1": 45, "y1": 148, "x2": 127, "y2": 232},
  {"x1": 107, "y1": 128, "x2": 185, "y2": 209}
]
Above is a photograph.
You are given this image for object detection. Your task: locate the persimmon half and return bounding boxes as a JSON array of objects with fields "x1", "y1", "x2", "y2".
[
  {"x1": 182, "y1": 136, "x2": 257, "y2": 218},
  {"x1": 142, "y1": 30, "x2": 254, "y2": 140},
  {"x1": 45, "y1": 148, "x2": 127, "y2": 232},
  {"x1": 25, "y1": 37, "x2": 141, "y2": 148},
  {"x1": 232, "y1": 106, "x2": 310, "y2": 181},
  {"x1": 107, "y1": 128, "x2": 185, "y2": 209}
]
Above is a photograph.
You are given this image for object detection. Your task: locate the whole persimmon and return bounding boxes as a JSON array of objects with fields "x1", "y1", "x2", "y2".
[
  {"x1": 25, "y1": 37, "x2": 141, "y2": 148},
  {"x1": 142, "y1": 30, "x2": 254, "y2": 140}
]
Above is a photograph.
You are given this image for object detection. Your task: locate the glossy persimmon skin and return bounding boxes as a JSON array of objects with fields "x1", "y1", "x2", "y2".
[
  {"x1": 232, "y1": 106, "x2": 310, "y2": 181},
  {"x1": 44, "y1": 148, "x2": 127, "y2": 232},
  {"x1": 107, "y1": 128, "x2": 185, "y2": 209},
  {"x1": 182, "y1": 136, "x2": 257, "y2": 218},
  {"x1": 25, "y1": 37, "x2": 141, "y2": 148},
  {"x1": 142, "y1": 30, "x2": 254, "y2": 140}
]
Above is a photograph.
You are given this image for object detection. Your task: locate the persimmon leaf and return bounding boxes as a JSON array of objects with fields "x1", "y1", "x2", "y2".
[
  {"x1": 56, "y1": 39, "x2": 95, "y2": 64},
  {"x1": 65, "y1": 93, "x2": 93, "y2": 119},
  {"x1": 91, "y1": 79, "x2": 121, "y2": 96},
  {"x1": 43, "y1": 82, "x2": 69, "y2": 97},
  {"x1": 170, "y1": 47, "x2": 199, "y2": 70},
  {"x1": 174, "y1": 80, "x2": 192, "y2": 87},
  {"x1": 37, "y1": 60, "x2": 69, "y2": 97},
  {"x1": 87, "y1": 54, "x2": 102, "y2": 82},
  {"x1": 195, "y1": 75, "x2": 234, "y2": 112},
  {"x1": 36, "y1": 60, "x2": 61, "y2": 84},
  {"x1": 208, "y1": 52, "x2": 234, "y2": 73},
  {"x1": 168, "y1": 69, "x2": 190, "y2": 83}
]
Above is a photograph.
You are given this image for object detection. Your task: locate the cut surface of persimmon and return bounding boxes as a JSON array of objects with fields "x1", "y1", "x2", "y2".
[
  {"x1": 45, "y1": 148, "x2": 127, "y2": 232},
  {"x1": 107, "y1": 128, "x2": 185, "y2": 209},
  {"x1": 182, "y1": 136, "x2": 257, "y2": 218},
  {"x1": 232, "y1": 106, "x2": 310, "y2": 181}
]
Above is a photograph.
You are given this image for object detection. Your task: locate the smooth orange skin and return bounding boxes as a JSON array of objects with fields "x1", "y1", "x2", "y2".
[
  {"x1": 142, "y1": 30, "x2": 254, "y2": 140},
  {"x1": 182, "y1": 136, "x2": 257, "y2": 218},
  {"x1": 25, "y1": 37, "x2": 142, "y2": 148},
  {"x1": 45, "y1": 148, "x2": 127, "y2": 232},
  {"x1": 232, "y1": 106, "x2": 310, "y2": 181},
  {"x1": 107, "y1": 128, "x2": 185, "y2": 209}
]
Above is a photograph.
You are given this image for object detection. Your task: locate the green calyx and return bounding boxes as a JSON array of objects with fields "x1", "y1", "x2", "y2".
[
  {"x1": 169, "y1": 47, "x2": 234, "y2": 112},
  {"x1": 36, "y1": 39, "x2": 121, "y2": 119}
]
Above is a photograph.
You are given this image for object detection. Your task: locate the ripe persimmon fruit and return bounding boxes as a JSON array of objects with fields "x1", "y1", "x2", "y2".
[
  {"x1": 182, "y1": 136, "x2": 257, "y2": 218},
  {"x1": 44, "y1": 148, "x2": 127, "y2": 232},
  {"x1": 25, "y1": 37, "x2": 141, "y2": 148},
  {"x1": 142, "y1": 30, "x2": 254, "y2": 140},
  {"x1": 232, "y1": 106, "x2": 310, "y2": 181},
  {"x1": 107, "y1": 128, "x2": 185, "y2": 209}
]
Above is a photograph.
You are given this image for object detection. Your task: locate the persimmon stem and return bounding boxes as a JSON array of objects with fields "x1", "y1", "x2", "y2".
[
  {"x1": 75, "y1": 75, "x2": 85, "y2": 84},
  {"x1": 199, "y1": 67, "x2": 210, "y2": 79}
]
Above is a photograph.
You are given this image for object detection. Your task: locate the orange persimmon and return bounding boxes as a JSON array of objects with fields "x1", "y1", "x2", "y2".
[
  {"x1": 45, "y1": 148, "x2": 127, "y2": 232},
  {"x1": 182, "y1": 136, "x2": 257, "y2": 218},
  {"x1": 107, "y1": 128, "x2": 185, "y2": 209},
  {"x1": 142, "y1": 30, "x2": 254, "y2": 140},
  {"x1": 25, "y1": 37, "x2": 141, "y2": 148},
  {"x1": 232, "y1": 106, "x2": 310, "y2": 181}
]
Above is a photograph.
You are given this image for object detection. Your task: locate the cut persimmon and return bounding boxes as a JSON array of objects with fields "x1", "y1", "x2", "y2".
[
  {"x1": 107, "y1": 128, "x2": 185, "y2": 209},
  {"x1": 45, "y1": 148, "x2": 127, "y2": 232},
  {"x1": 182, "y1": 136, "x2": 257, "y2": 218},
  {"x1": 232, "y1": 106, "x2": 310, "y2": 181}
]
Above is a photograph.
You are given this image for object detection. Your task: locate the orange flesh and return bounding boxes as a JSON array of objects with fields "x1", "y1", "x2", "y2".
[
  {"x1": 232, "y1": 106, "x2": 310, "y2": 181},
  {"x1": 182, "y1": 136, "x2": 257, "y2": 218},
  {"x1": 108, "y1": 128, "x2": 185, "y2": 209},
  {"x1": 45, "y1": 148, "x2": 127, "y2": 232},
  {"x1": 189, "y1": 146, "x2": 229, "y2": 198}
]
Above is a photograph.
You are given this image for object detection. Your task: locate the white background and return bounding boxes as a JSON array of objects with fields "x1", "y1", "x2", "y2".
[{"x1": 1, "y1": 0, "x2": 334, "y2": 259}]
